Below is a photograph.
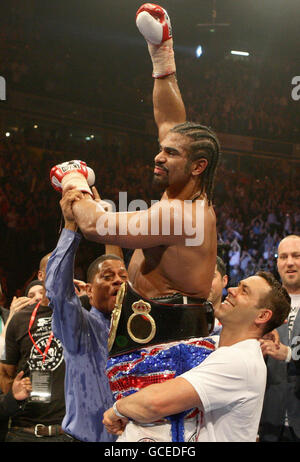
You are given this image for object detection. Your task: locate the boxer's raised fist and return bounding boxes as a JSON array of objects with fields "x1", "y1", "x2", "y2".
[
  {"x1": 50, "y1": 160, "x2": 95, "y2": 195},
  {"x1": 136, "y1": 3, "x2": 172, "y2": 45}
]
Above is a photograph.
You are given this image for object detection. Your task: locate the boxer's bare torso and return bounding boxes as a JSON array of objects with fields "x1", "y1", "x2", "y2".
[
  {"x1": 128, "y1": 201, "x2": 216, "y2": 300},
  {"x1": 51, "y1": 4, "x2": 220, "y2": 313}
]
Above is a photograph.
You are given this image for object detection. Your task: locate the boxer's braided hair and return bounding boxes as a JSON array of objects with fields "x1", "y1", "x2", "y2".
[{"x1": 170, "y1": 122, "x2": 220, "y2": 204}]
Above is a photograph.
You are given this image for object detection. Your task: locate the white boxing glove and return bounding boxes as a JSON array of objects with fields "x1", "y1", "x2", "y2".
[
  {"x1": 136, "y1": 3, "x2": 172, "y2": 45},
  {"x1": 50, "y1": 160, "x2": 95, "y2": 195},
  {"x1": 136, "y1": 3, "x2": 176, "y2": 78}
]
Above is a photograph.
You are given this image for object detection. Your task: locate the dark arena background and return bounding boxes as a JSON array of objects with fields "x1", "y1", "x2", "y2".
[{"x1": 0, "y1": 0, "x2": 299, "y2": 304}]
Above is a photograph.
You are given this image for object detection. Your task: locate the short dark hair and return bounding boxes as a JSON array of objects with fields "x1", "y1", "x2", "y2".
[
  {"x1": 87, "y1": 254, "x2": 124, "y2": 283},
  {"x1": 39, "y1": 252, "x2": 52, "y2": 272},
  {"x1": 216, "y1": 256, "x2": 226, "y2": 277},
  {"x1": 170, "y1": 122, "x2": 220, "y2": 204},
  {"x1": 255, "y1": 271, "x2": 291, "y2": 335}
]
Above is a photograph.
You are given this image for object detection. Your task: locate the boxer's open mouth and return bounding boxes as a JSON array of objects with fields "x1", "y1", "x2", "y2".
[{"x1": 154, "y1": 165, "x2": 168, "y2": 174}]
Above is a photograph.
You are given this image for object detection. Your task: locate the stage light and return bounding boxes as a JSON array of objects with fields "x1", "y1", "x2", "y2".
[
  {"x1": 5, "y1": 132, "x2": 10, "y2": 137},
  {"x1": 34, "y1": 124, "x2": 38, "y2": 128},
  {"x1": 230, "y1": 50, "x2": 250, "y2": 56},
  {"x1": 196, "y1": 45, "x2": 203, "y2": 58}
]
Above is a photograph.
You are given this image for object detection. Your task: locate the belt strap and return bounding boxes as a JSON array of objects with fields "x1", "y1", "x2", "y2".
[{"x1": 11, "y1": 425, "x2": 64, "y2": 438}]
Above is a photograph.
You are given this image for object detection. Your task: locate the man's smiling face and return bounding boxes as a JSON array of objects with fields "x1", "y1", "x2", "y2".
[
  {"x1": 277, "y1": 237, "x2": 300, "y2": 294},
  {"x1": 214, "y1": 275, "x2": 271, "y2": 328}
]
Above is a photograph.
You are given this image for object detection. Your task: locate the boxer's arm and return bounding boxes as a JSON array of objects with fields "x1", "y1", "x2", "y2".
[
  {"x1": 71, "y1": 193, "x2": 196, "y2": 248},
  {"x1": 153, "y1": 74, "x2": 186, "y2": 142},
  {"x1": 136, "y1": 5, "x2": 186, "y2": 140}
]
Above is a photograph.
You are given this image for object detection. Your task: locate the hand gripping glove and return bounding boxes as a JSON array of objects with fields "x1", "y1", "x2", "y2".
[
  {"x1": 136, "y1": 3, "x2": 176, "y2": 78},
  {"x1": 50, "y1": 160, "x2": 95, "y2": 195}
]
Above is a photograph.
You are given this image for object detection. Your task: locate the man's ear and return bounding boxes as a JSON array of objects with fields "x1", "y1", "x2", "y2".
[
  {"x1": 222, "y1": 275, "x2": 228, "y2": 289},
  {"x1": 191, "y1": 158, "x2": 208, "y2": 177},
  {"x1": 256, "y1": 308, "x2": 273, "y2": 328},
  {"x1": 85, "y1": 283, "x2": 93, "y2": 302},
  {"x1": 37, "y1": 270, "x2": 44, "y2": 281}
]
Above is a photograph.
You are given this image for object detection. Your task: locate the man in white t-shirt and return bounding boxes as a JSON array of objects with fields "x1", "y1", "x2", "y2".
[
  {"x1": 103, "y1": 271, "x2": 291, "y2": 442},
  {"x1": 259, "y1": 235, "x2": 300, "y2": 442}
]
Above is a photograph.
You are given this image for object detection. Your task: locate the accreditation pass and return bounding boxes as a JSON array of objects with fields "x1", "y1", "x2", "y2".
[{"x1": 29, "y1": 370, "x2": 52, "y2": 403}]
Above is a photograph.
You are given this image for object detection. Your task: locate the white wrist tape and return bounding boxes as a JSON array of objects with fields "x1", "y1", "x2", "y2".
[
  {"x1": 148, "y1": 39, "x2": 176, "y2": 78},
  {"x1": 61, "y1": 171, "x2": 93, "y2": 196}
]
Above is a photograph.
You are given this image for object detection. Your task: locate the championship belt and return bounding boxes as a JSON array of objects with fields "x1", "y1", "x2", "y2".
[{"x1": 108, "y1": 282, "x2": 214, "y2": 358}]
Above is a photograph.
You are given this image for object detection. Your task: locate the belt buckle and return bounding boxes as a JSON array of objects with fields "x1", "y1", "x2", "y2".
[{"x1": 34, "y1": 424, "x2": 46, "y2": 438}]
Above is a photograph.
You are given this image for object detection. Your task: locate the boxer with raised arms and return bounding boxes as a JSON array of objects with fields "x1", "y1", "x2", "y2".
[
  {"x1": 50, "y1": 4, "x2": 220, "y2": 304},
  {"x1": 50, "y1": 4, "x2": 221, "y2": 442}
]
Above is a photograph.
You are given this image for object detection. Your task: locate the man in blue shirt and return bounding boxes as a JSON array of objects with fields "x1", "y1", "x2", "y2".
[{"x1": 45, "y1": 188, "x2": 128, "y2": 442}]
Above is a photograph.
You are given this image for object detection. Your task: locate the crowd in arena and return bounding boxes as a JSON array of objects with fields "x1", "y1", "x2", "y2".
[{"x1": 1, "y1": 7, "x2": 299, "y2": 144}]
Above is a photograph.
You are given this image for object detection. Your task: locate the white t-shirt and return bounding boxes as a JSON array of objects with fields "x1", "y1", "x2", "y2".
[
  {"x1": 181, "y1": 339, "x2": 266, "y2": 442},
  {"x1": 288, "y1": 294, "x2": 300, "y2": 340}
]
